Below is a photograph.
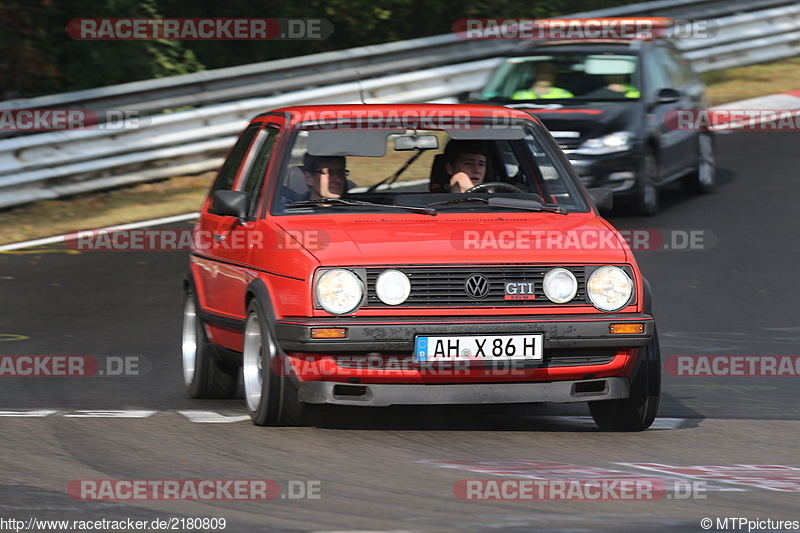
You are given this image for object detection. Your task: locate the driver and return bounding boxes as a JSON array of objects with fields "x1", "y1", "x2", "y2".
[
  {"x1": 302, "y1": 154, "x2": 348, "y2": 200},
  {"x1": 443, "y1": 140, "x2": 488, "y2": 193}
]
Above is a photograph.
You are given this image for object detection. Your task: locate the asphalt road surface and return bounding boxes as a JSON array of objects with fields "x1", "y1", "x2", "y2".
[{"x1": 1, "y1": 131, "x2": 799, "y2": 532}]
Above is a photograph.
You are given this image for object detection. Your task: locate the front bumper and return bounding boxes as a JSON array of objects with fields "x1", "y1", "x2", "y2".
[
  {"x1": 298, "y1": 376, "x2": 630, "y2": 406},
  {"x1": 275, "y1": 313, "x2": 654, "y2": 353},
  {"x1": 567, "y1": 150, "x2": 640, "y2": 197}
]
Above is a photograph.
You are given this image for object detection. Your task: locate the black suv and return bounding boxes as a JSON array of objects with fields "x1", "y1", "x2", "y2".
[{"x1": 465, "y1": 38, "x2": 715, "y2": 215}]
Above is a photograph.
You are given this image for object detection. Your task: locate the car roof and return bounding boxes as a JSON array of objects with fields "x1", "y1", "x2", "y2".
[
  {"x1": 509, "y1": 39, "x2": 666, "y2": 56},
  {"x1": 254, "y1": 103, "x2": 542, "y2": 127}
]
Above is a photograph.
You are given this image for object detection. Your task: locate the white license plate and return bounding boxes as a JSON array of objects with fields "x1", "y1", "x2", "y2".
[{"x1": 414, "y1": 334, "x2": 543, "y2": 362}]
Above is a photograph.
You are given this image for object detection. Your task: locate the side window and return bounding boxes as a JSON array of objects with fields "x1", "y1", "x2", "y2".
[
  {"x1": 665, "y1": 47, "x2": 695, "y2": 85},
  {"x1": 238, "y1": 126, "x2": 279, "y2": 219},
  {"x1": 209, "y1": 123, "x2": 261, "y2": 194},
  {"x1": 643, "y1": 50, "x2": 671, "y2": 100},
  {"x1": 655, "y1": 47, "x2": 688, "y2": 87}
]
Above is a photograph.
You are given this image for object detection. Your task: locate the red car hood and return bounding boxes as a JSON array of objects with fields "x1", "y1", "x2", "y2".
[{"x1": 275, "y1": 214, "x2": 631, "y2": 265}]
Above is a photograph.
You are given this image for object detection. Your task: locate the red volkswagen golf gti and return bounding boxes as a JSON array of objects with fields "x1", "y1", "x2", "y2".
[{"x1": 182, "y1": 104, "x2": 660, "y2": 430}]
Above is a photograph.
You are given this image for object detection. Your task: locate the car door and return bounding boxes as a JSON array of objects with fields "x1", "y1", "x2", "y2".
[
  {"x1": 193, "y1": 122, "x2": 262, "y2": 316},
  {"x1": 644, "y1": 45, "x2": 698, "y2": 181},
  {"x1": 208, "y1": 119, "x2": 281, "y2": 321}
]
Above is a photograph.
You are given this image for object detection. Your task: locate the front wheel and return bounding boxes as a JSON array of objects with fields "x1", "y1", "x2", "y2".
[
  {"x1": 631, "y1": 151, "x2": 660, "y2": 216},
  {"x1": 589, "y1": 328, "x2": 661, "y2": 431},
  {"x1": 182, "y1": 293, "x2": 238, "y2": 399},
  {"x1": 682, "y1": 132, "x2": 715, "y2": 194},
  {"x1": 242, "y1": 299, "x2": 306, "y2": 426}
]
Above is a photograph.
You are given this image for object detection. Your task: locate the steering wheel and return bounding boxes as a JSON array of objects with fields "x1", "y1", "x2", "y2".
[{"x1": 465, "y1": 182, "x2": 524, "y2": 193}]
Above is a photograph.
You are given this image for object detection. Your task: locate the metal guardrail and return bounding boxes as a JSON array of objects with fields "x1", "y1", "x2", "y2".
[{"x1": 1, "y1": 0, "x2": 799, "y2": 209}]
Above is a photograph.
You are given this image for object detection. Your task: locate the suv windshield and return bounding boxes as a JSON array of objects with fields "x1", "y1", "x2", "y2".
[
  {"x1": 271, "y1": 123, "x2": 590, "y2": 215},
  {"x1": 480, "y1": 52, "x2": 641, "y2": 102}
]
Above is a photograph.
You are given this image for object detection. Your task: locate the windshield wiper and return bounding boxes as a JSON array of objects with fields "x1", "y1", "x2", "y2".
[
  {"x1": 427, "y1": 196, "x2": 568, "y2": 214},
  {"x1": 286, "y1": 198, "x2": 437, "y2": 216}
]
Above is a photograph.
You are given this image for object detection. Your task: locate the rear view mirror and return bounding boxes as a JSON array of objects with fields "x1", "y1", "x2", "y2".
[
  {"x1": 656, "y1": 88, "x2": 681, "y2": 104},
  {"x1": 394, "y1": 135, "x2": 439, "y2": 151},
  {"x1": 209, "y1": 190, "x2": 248, "y2": 220}
]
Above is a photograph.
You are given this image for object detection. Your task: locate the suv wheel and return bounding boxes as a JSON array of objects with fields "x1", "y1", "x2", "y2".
[
  {"x1": 589, "y1": 328, "x2": 661, "y2": 431},
  {"x1": 632, "y1": 151, "x2": 660, "y2": 216},
  {"x1": 242, "y1": 298, "x2": 306, "y2": 426},
  {"x1": 182, "y1": 293, "x2": 238, "y2": 399},
  {"x1": 683, "y1": 132, "x2": 715, "y2": 193}
]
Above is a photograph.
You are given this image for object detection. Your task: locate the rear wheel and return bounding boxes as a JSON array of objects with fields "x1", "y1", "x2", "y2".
[
  {"x1": 242, "y1": 299, "x2": 306, "y2": 426},
  {"x1": 182, "y1": 293, "x2": 238, "y2": 399},
  {"x1": 682, "y1": 133, "x2": 715, "y2": 193},
  {"x1": 589, "y1": 328, "x2": 661, "y2": 431}
]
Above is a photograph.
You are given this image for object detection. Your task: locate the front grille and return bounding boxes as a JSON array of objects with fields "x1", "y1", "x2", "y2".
[{"x1": 366, "y1": 264, "x2": 587, "y2": 308}]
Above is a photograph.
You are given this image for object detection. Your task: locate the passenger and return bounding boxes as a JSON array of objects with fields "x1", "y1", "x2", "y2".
[
  {"x1": 302, "y1": 154, "x2": 348, "y2": 200},
  {"x1": 512, "y1": 62, "x2": 574, "y2": 100},
  {"x1": 443, "y1": 140, "x2": 488, "y2": 193},
  {"x1": 605, "y1": 74, "x2": 640, "y2": 98}
]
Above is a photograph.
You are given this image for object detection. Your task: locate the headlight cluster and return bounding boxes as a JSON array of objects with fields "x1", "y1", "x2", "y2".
[
  {"x1": 314, "y1": 266, "x2": 632, "y2": 314},
  {"x1": 543, "y1": 266, "x2": 632, "y2": 311},
  {"x1": 315, "y1": 268, "x2": 411, "y2": 315},
  {"x1": 575, "y1": 130, "x2": 633, "y2": 155}
]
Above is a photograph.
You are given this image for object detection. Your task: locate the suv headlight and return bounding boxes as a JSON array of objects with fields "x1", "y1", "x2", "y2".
[
  {"x1": 575, "y1": 131, "x2": 634, "y2": 155},
  {"x1": 315, "y1": 269, "x2": 364, "y2": 315},
  {"x1": 586, "y1": 266, "x2": 633, "y2": 312}
]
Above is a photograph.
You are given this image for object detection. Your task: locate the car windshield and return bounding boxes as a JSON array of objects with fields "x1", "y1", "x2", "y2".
[
  {"x1": 480, "y1": 52, "x2": 640, "y2": 102},
  {"x1": 272, "y1": 122, "x2": 590, "y2": 215}
]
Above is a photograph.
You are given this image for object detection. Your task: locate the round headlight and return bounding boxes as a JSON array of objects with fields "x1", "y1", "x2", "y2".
[
  {"x1": 315, "y1": 269, "x2": 363, "y2": 315},
  {"x1": 375, "y1": 269, "x2": 411, "y2": 305},
  {"x1": 586, "y1": 266, "x2": 633, "y2": 312},
  {"x1": 543, "y1": 268, "x2": 578, "y2": 304}
]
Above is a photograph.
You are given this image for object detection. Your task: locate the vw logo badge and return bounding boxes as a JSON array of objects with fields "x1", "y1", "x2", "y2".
[{"x1": 464, "y1": 274, "x2": 490, "y2": 299}]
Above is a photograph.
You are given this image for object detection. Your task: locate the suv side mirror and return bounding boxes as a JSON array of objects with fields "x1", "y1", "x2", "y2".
[
  {"x1": 209, "y1": 190, "x2": 248, "y2": 220},
  {"x1": 587, "y1": 187, "x2": 613, "y2": 213},
  {"x1": 656, "y1": 88, "x2": 681, "y2": 104}
]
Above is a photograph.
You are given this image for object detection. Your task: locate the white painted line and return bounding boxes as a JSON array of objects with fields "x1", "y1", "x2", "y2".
[
  {"x1": 0, "y1": 410, "x2": 57, "y2": 417},
  {"x1": 62, "y1": 410, "x2": 157, "y2": 418},
  {"x1": 0, "y1": 212, "x2": 199, "y2": 252},
  {"x1": 177, "y1": 411, "x2": 251, "y2": 424}
]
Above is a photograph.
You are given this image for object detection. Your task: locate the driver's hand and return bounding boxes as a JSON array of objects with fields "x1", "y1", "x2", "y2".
[{"x1": 449, "y1": 172, "x2": 474, "y2": 193}]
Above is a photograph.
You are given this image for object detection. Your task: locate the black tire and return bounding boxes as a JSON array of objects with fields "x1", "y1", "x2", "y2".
[
  {"x1": 631, "y1": 151, "x2": 660, "y2": 216},
  {"x1": 182, "y1": 292, "x2": 238, "y2": 399},
  {"x1": 242, "y1": 298, "x2": 307, "y2": 426},
  {"x1": 589, "y1": 328, "x2": 661, "y2": 431},
  {"x1": 682, "y1": 132, "x2": 715, "y2": 194}
]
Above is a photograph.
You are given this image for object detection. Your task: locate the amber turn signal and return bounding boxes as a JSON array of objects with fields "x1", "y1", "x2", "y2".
[
  {"x1": 609, "y1": 323, "x2": 644, "y2": 334},
  {"x1": 310, "y1": 328, "x2": 348, "y2": 339}
]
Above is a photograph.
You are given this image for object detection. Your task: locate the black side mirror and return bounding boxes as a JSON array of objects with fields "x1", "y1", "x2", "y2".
[
  {"x1": 656, "y1": 88, "x2": 681, "y2": 104},
  {"x1": 209, "y1": 190, "x2": 248, "y2": 220},
  {"x1": 587, "y1": 187, "x2": 613, "y2": 213}
]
